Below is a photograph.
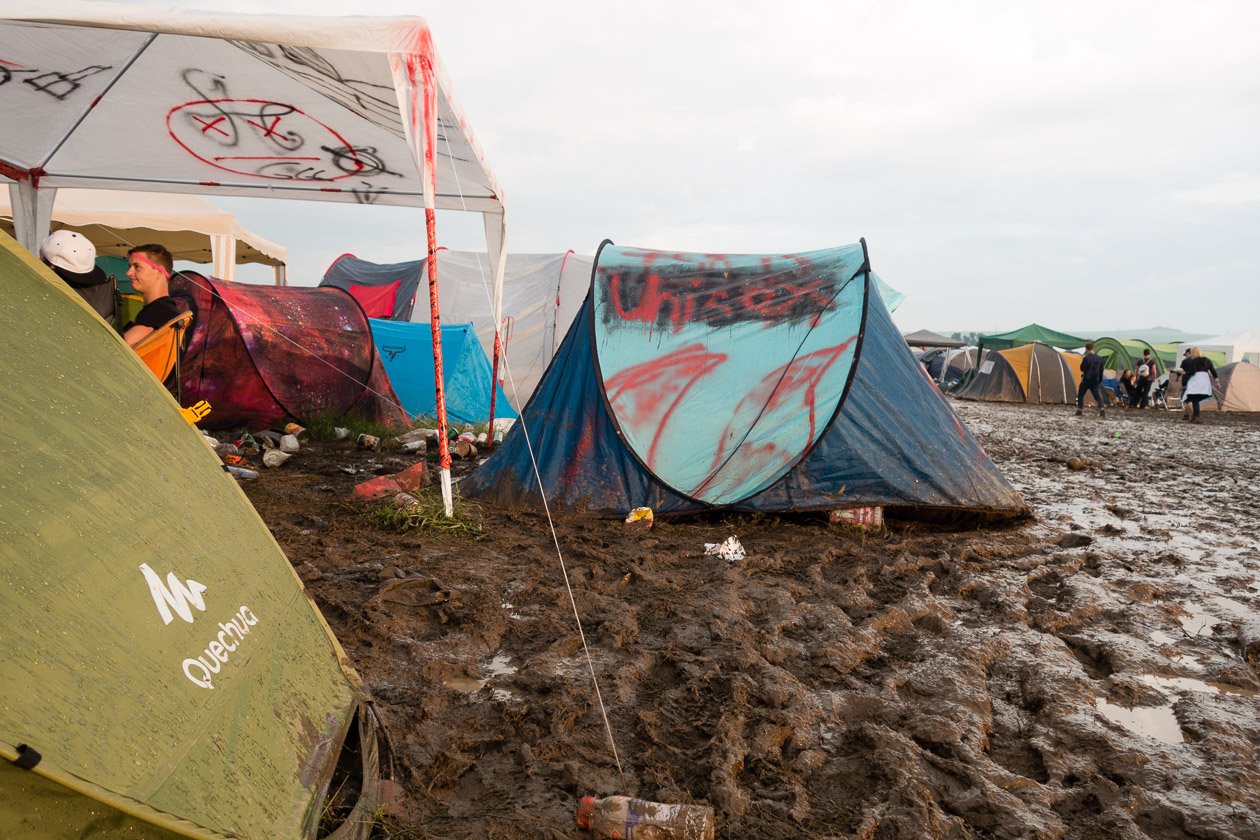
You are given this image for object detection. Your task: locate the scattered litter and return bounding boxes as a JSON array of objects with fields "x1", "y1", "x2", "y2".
[
  {"x1": 279, "y1": 434, "x2": 300, "y2": 453},
  {"x1": 263, "y1": 449, "x2": 292, "y2": 468},
  {"x1": 704, "y1": 535, "x2": 745, "y2": 562},
  {"x1": 334, "y1": 426, "x2": 351, "y2": 440},
  {"x1": 452, "y1": 439, "x2": 478, "y2": 459},
  {"x1": 224, "y1": 464, "x2": 258, "y2": 480},
  {"x1": 283, "y1": 422, "x2": 307, "y2": 438},
  {"x1": 348, "y1": 462, "x2": 430, "y2": 501},
  {"x1": 624, "y1": 507, "x2": 654, "y2": 530},
  {"x1": 829, "y1": 506, "x2": 884, "y2": 529},
  {"x1": 400, "y1": 439, "x2": 426, "y2": 454},
  {"x1": 357, "y1": 433, "x2": 381, "y2": 451},
  {"x1": 393, "y1": 493, "x2": 419, "y2": 508}
]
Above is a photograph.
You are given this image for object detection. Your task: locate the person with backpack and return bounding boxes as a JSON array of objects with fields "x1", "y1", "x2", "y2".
[
  {"x1": 40, "y1": 230, "x2": 118, "y2": 327},
  {"x1": 1075, "y1": 342, "x2": 1106, "y2": 418},
  {"x1": 1133, "y1": 349, "x2": 1158, "y2": 408}
]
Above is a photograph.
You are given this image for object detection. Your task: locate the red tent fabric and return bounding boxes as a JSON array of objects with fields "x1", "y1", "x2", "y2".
[
  {"x1": 171, "y1": 272, "x2": 409, "y2": 430},
  {"x1": 349, "y1": 280, "x2": 402, "y2": 319}
]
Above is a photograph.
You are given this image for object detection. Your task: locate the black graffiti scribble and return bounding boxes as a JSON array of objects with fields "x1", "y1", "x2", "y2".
[
  {"x1": 600, "y1": 259, "x2": 846, "y2": 331},
  {"x1": 323, "y1": 145, "x2": 398, "y2": 178},
  {"x1": 173, "y1": 68, "x2": 405, "y2": 185},
  {"x1": 0, "y1": 64, "x2": 112, "y2": 100},
  {"x1": 352, "y1": 182, "x2": 391, "y2": 205},
  {"x1": 230, "y1": 41, "x2": 399, "y2": 133},
  {"x1": 382, "y1": 345, "x2": 406, "y2": 361}
]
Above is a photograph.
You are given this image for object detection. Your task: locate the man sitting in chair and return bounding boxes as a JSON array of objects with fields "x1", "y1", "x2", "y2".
[{"x1": 121, "y1": 244, "x2": 181, "y2": 347}]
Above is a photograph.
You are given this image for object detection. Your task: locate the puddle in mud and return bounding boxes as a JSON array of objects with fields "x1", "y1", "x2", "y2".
[
  {"x1": 1096, "y1": 696, "x2": 1184, "y2": 744},
  {"x1": 444, "y1": 652, "x2": 520, "y2": 700},
  {"x1": 1139, "y1": 673, "x2": 1256, "y2": 697}
]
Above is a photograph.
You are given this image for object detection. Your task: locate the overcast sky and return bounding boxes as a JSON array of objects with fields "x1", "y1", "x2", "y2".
[{"x1": 128, "y1": 0, "x2": 1258, "y2": 336}]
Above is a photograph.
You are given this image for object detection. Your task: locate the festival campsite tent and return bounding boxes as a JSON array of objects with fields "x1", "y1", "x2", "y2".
[
  {"x1": 0, "y1": 231, "x2": 385, "y2": 839},
  {"x1": 322, "y1": 254, "x2": 425, "y2": 321},
  {"x1": 1193, "y1": 331, "x2": 1260, "y2": 365},
  {"x1": 370, "y1": 318, "x2": 516, "y2": 425},
  {"x1": 325, "y1": 250, "x2": 595, "y2": 409},
  {"x1": 463, "y1": 241, "x2": 1027, "y2": 519},
  {"x1": 171, "y1": 273, "x2": 410, "y2": 431},
  {"x1": 0, "y1": 187, "x2": 287, "y2": 283},
  {"x1": 954, "y1": 342, "x2": 1081, "y2": 404},
  {"x1": 978, "y1": 323, "x2": 1086, "y2": 354},
  {"x1": 903, "y1": 329, "x2": 965, "y2": 348},
  {"x1": 1092, "y1": 336, "x2": 1163, "y2": 377},
  {"x1": 922, "y1": 346, "x2": 986, "y2": 387},
  {"x1": 0, "y1": 1, "x2": 509, "y2": 512},
  {"x1": 1214, "y1": 362, "x2": 1260, "y2": 412}
]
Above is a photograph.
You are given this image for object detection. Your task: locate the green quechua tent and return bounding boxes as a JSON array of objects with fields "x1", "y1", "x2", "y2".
[{"x1": 0, "y1": 230, "x2": 386, "y2": 838}]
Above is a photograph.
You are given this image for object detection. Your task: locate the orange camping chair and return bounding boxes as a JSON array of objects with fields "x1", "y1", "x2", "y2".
[{"x1": 131, "y1": 310, "x2": 193, "y2": 400}]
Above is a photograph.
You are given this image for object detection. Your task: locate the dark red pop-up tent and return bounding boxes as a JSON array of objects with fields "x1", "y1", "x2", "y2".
[{"x1": 172, "y1": 272, "x2": 409, "y2": 431}]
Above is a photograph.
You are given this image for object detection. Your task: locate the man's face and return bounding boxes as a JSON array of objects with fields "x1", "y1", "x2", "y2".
[{"x1": 127, "y1": 254, "x2": 167, "y2": 296}]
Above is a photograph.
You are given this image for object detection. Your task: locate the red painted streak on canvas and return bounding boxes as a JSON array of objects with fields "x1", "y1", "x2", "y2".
[
  {"x1": 605, "y1": 344, "x2": 727, "y2": 468},
  {"x1": 692, "y1": 338, "x2": 854, "y2": 497}
]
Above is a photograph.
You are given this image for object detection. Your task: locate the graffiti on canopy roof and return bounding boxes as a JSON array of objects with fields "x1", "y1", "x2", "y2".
[
  {"x1": 230, "y1": 41, "x2": 479, "y2": 172},
  {"x1": 231, "y1": 42, "x2": 402, "y2": 138},
  {"x1": 0, "y1": 58, "x2": 113, "y2": 101},
  {"x1": 600, "y1": 254, "x2": 846, "y2": 332},
  {"x1": 167, "y1": 68, "x2": 403, "y2": 190}
]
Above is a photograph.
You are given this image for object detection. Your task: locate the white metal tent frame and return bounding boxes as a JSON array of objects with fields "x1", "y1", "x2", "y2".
[{"x1": 0, "y1": 1, "x2": 509, "y2": 512}]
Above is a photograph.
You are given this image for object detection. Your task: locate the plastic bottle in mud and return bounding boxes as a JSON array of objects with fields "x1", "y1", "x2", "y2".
[{"x1": 576, "y1": 795, "x2": 714, "y2": 840}]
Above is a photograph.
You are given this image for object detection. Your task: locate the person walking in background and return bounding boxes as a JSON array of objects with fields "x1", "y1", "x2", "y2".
[
  {"x1": 1181, "y1": 347, "x2": 1218, "y2": 423},
  {"x1": 1075, "y1": 342, "x2": 1105, "y2": 418}
]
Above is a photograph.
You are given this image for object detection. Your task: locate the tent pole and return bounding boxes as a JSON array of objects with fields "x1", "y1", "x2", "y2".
[
  {"x1": 425, "y1": 208, "x2": 453, "y2": 516},
  {"x1": 487, "y1": 329, "x2": 501, "y2": 439}
]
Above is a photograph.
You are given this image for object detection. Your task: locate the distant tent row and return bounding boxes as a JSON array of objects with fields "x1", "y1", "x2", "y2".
[
  {"x1": 954, "y1": 342, "x2": 1085, "y2": 404},
  {"x1": 465, "y1": 241, "x2": 1027, "y2": 520}
]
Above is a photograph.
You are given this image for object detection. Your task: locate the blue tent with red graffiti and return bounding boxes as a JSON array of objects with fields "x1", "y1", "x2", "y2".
[{"x1": 462, "y1": 241, "x2": 1027, "y2": 519}]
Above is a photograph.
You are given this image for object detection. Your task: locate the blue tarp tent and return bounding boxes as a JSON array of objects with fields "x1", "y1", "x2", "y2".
[
  {"x1": 463, "y1": 241, "x2": 1026, "y2": 519},
  {"x1": 370, "y1": 319, "x2": 516, "y2": 425}
]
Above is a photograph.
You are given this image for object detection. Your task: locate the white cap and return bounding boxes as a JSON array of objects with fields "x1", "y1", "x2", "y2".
[{"x1": 39, "y1": 230, "x2": 97, "y2": 275}]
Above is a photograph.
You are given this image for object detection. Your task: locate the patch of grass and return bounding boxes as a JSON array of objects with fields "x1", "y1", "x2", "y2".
[
  {"x1": 301, "y1": 411, "x2": 407, "y2": 443},
  {"x1": 365, "y1": 490, "x2": 485, "y2": 540}
]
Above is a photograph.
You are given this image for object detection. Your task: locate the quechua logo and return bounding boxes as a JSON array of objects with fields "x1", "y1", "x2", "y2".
[{"x1": 139, "y1": 563, "x2": 208, "y2": 625}]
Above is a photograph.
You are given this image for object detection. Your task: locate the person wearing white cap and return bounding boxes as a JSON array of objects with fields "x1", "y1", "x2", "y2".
[{"x1": 39, "y1": 230, "x2": 118, "y2": 327}]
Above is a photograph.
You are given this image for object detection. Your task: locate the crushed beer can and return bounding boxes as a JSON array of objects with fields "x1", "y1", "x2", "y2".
[
  {"x1": 357, "y1": 433, "x2": 381, "y2": 451},
  {"x1": 829, "y1": 506, "x2": 884, "y2": 529}
]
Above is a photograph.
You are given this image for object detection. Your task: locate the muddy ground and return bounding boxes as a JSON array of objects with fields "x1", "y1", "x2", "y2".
[{"x1": 240, "y1": 401, "x2": 1260, "y2": 839}]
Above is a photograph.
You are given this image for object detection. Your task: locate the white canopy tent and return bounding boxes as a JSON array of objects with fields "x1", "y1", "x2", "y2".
[
  {"x1": 0, "y1": 1, "x2": 509, "y2": 512},
  {"x1": 0, "y1": 188, "x2": 287, "y2": 283},
  {"x1": 1192, "y1": 330, "x2": 1260, "y2": 366}
]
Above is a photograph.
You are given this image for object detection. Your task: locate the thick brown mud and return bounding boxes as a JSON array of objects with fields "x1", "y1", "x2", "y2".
[{"x1": 241, "y1": 401, "x2": 1260, "y2": 839}]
